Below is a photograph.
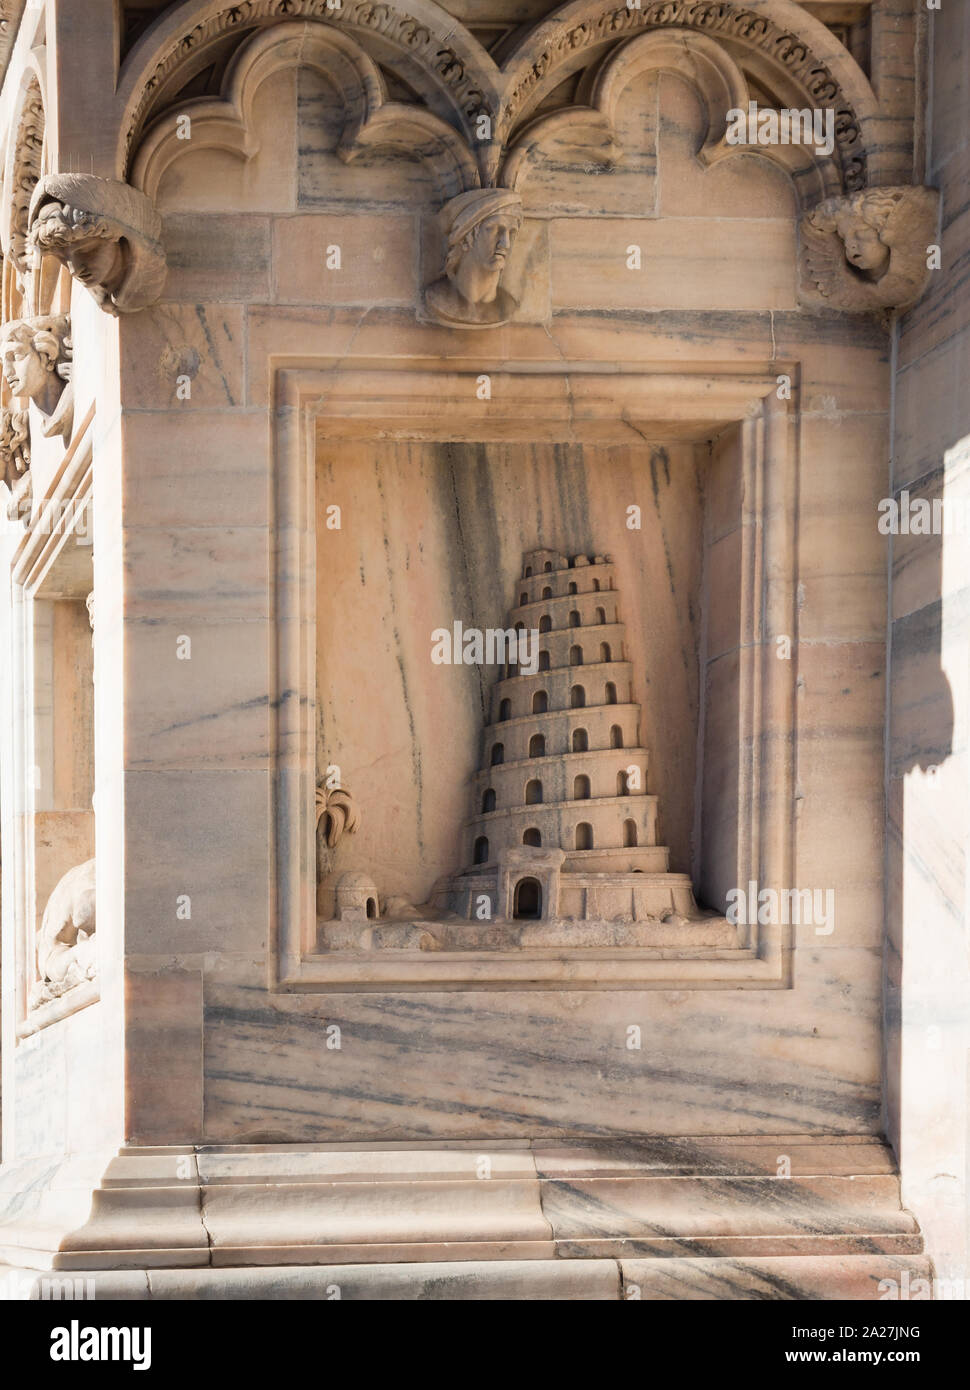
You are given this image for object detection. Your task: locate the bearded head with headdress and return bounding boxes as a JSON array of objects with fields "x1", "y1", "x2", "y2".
[{"x1": 425, "y1": 187, "x2": 523, "y2": 329}]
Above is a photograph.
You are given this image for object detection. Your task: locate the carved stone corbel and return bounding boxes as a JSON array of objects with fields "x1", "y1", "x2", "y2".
[
  {"x1": 0, "y1": 311, "x2": 73, "y2": 435},
  {"x1": 798, "y1": 186, "x2": 941, "y2": 313},
  {"x1": 423, "y1": 188, "x2": 524, "y2": 329},
  {"x1": 27, "y1": 173, "x2": 167, "y2": 315}
]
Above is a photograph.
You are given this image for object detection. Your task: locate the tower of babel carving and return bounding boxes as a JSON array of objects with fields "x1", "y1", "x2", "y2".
[{"x1": 442, "y1": 548, "x2": 701, "y2": 924}]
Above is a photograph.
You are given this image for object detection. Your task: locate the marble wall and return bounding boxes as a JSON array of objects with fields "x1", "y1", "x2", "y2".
[
  {"x1": 888, "y1": 0, "x2": 970, "y2": 1291},
  {"x1": 109, "y1": 56, "x2": 893, "y2": 1146}
]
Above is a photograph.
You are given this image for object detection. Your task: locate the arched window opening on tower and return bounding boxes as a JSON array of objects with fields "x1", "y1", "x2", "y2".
[
  {"x1": 544, "y1": 561, "x2": 552, "y2": 571},
  {"x1": 539, "y1": 615, "x2": 552, "y2": 633},
  {"x1": 593, "y1": 578, "x2": 601, "y2": 591},
  {"x1": 570, "y1": 685, "x2": 585, "y2": 708},
  {"x1": 542, "y1": 586, "x2": 552, "y2": 599},
  {"x1": 572, "y1": 728, "x2": 588, "y2": 752},
  {"x1": 595, "y1": 607, "x2": 606, "y2": 624},
  {"x1": 569, "y1": 645, "x2": 583, "y2": 666},
  {"x1": 366, "y1": 897, "x2": 378, "y2": 918},
  {"x1": 519, "y1": 591, "x2": 528, "y2": 606},
  {"x1": 600, "y1": 642, "x2": 612, "y2": 662},
  {"x1": 568, "y1": 582, "x2": 578, "y2": 594},
  {"x1": 610, "y1": 724, "x2": 623, "y2": 748},
  {"x1": 617, "y1": 770, "x2": 630, "y2": 795},
  {"x1": 532, "y1": 690, "x2": 548, "y2": 713},
  {"x1": 499, "y1": 698, "x2": 511, "y2": 721},
  {"x1": 525, "y1": 566, "x2": 533, "y2": 577},
  {"x1": 513, "y1": 877, "x2": 542, "y2": 919},
  {"x1": 538, "y1": 650, "x2": 550, "y2": 671},
  {"x1": 623, "y1": 819, "x2": 638, "y2": 848},
  {"x1": 523, "y1": 827, "x2": 542, "y2": 847},
  {"x1": 490, "y1": 742, "x2": 504, "y2": 765},
  {"x1": 606, "y1": 682, "x2": 617, "y2": 704},
  {"x1": 473, "y1": 836, "x2": 489, "y2": 864},
  {"x1": 573, "y1": 774, "x2": 591, "y2": 800},
  {"x1": 482, "y1": 788, "x2": 496, "y2": 813},
  {"x1": 529, "y1": 733, "x2": 545, "y2": 757},
  {"x1": 526, "y1": 779, "x2": 543, "y2": 805},
  {"x1": 575, "y1": 822, "x2": 593, "y2": 850},
  {"x1": 569, "y1": 610, "x2": 581, "y2": 627}
]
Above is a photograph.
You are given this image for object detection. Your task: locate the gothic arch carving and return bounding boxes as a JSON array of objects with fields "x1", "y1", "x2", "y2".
[
  {"x1": 498, "y1": 0, "x2": 878, "y2": 192},
  {"x1": 118, "y1": 0, "x2": 501, "y2": 181},
  {"x1": 117, "y1": 0, "x2": 880, "y2": 199},
  {"x1": 503, "y1": 29, "x2": 840, "y2": 205},
  {"x1": 132, "y1": 22, "x2": 479, "y2": 203}
]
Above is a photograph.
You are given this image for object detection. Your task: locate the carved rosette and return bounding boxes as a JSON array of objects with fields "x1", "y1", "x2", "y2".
[{"x1": 799, "y1": 186, "x2": 941, "y2": 313}]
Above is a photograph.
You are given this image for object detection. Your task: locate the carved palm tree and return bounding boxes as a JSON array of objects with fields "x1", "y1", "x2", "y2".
[{"x1": 315, "y1": 782, "x2": 361, "y2": 877}]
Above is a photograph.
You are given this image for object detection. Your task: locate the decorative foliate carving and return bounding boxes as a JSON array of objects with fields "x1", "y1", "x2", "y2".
[
  {"x1": 316, "y1": 780, "x2": 361, "y2": 877},
  {"x1": 799, "y1": 186, "x2": 940, "y2": 313},
  {"x1": 9, "y1": 76, "x2": 44, "y2": 283},
  {"x1": 0, "y1": 405, "x2": 30, "y2": 521},
  {"x1": 424, "y1": 188, "x2": 523, "y2": 329},
  {"x1": 0, "y1": 313, "x2": 73, "y2": 440},
  {"x1": 28, "y1": 174, "x2": 167, "y2": 315}
]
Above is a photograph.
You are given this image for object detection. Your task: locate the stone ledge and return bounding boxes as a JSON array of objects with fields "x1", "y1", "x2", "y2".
[
  {"x1": 0, "y1": 1137, "x2": 922, "y2": 1278},
  {"x1": 0, "y1": 1254, "x2": 934, "y2": 1301}
]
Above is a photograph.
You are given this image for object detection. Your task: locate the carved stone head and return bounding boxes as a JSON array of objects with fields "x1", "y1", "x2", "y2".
[
  {"x1": 425, "y1": 188, "x2": 523, "y2": 328},
  {"x1": 28, "y1": 173, "x2": 166, "y2": 315},
  {"x1": 1, "y1": 314, "x2": 71, "y2": 424},
  {"x1": 800, "y1": 186, "x2": 940, "y2": 313}
]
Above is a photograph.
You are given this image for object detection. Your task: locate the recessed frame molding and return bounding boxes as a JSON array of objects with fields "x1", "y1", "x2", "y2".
[{"x1": 269, "y1": 360, "x2": 798, "y2": 992}]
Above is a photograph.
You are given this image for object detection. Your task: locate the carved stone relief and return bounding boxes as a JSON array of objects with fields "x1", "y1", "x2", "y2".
[
  {"x1": 119, "y1": 1, "x2": 877, "y2": 196},
  {"x1": 0, "y1": 404, "x2": 29, "y2": 520},
  {"x1": 799, "y1": 186, "x2": 941, "y2": 313},
  {"x1": 423, "y1": 188, "x2": 523, "y2": 328},
  {"x1": 28, "y1": 173, "x2": 167, "y2": 315},
  {"x1": 29, "y1": 857, "x2": 97, "y2": 1009},
  {"x1": 0, "y1": 312, "x2": 72, "y2": 437},
  {"x1": 0, "y1": 312, "x2": 72, "y2": 517},
  {"x1": 8, "y1": 75, "x2": 44, "y2": 291},
  {"x1": 317, "y1": 547, "x2": 732, "y2": 953},
  {"x1": 115, "y1": 8, "x2": 944, "y2": 325}
]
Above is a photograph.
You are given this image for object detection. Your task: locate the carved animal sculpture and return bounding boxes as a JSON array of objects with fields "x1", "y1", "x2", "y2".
[{"x1": 36, "y1": 857, "x2": 96, "y2": 989}]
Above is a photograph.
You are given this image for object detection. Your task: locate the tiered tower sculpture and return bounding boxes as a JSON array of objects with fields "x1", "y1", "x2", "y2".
[{"x1": 443, "y1": 548, "x2": 700, "y2": 924}]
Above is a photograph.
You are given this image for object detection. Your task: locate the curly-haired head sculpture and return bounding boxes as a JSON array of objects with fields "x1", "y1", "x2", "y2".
[
  {"x1": 799, "y1": 185, "x2": 940, "y2": 313},
  {"x1": 0, "y1": 313, "x2": 73, "y2": 439},
  {"x1": 28, "y1": 173, "x2": 166, "y2": 315},
  {"x1": 425, "y1": 188, "x2": 523, "y2": 329}
]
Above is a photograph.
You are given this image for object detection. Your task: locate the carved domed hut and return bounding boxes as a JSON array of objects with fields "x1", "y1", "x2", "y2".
[{"x1": 441, "y1": 549, "x2": 700, "y2": 925}]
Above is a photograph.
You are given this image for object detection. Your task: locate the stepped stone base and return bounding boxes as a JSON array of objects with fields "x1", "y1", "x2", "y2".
[{"x1": 0, "y1": 1136, "x2": 929, "y2": 1300}]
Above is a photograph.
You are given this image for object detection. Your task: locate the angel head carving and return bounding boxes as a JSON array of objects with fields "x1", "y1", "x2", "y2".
[
  {"x1": 1, "y1": 314, "x2": 72, "y2": 431},
  {"x1": 800, "y1": 186, "x2": 940, "y2": 313},
  {"x1": 425, "y1": 188, "x2": 523, "y2": 328},
  {"x1": 28, "y1": 174, "x2": 166, "y2": 315}
]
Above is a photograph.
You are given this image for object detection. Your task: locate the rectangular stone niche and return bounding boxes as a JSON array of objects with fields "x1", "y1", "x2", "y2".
[
  {"x1": 9, "y1": 484, "x2": 95, "y2": 1036},
  {"x1": 272, "y1": 367, "x2": 797, "y2": 991}
]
